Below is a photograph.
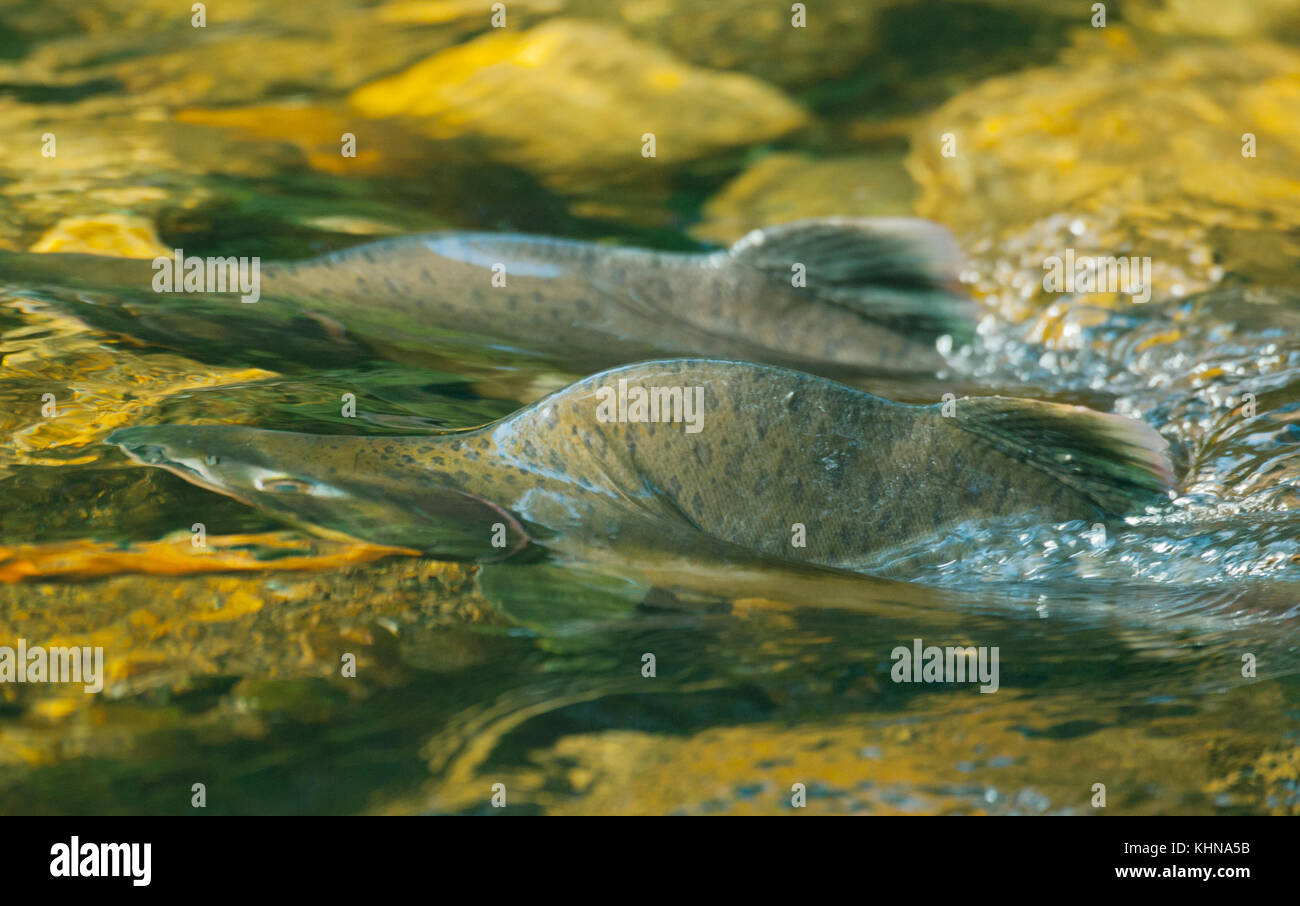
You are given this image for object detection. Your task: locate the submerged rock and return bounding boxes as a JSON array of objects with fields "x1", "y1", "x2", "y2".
[
  {"x1": 1126, "y1": 0, "x2": 1300, "y2": 40},
  {"x1": 564, "y1": 0, "x2": 882, "y2": 89},
  {"x1": 690, "y1": 151, "x2": 916, "y2": 245},
  {"x1": 348, "y1": 19, "x2": 810, "y2": 192},
  {"x1": 907, "y1": 33, "x2": 1300, "y2": 318},
  {"x1": 0, "y1": 106, "x2": 295, "y2": 248},
  {"x1": 0, "y1": 0, "x2": 470, "y2": 108},
  {"x1": 29, "y1": 214, "x2": 169, "y2": 258}
]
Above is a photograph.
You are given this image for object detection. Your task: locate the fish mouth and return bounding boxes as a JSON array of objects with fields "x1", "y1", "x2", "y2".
[
  {"x1": 107, "y1": 427, "x2": 176, "y2": 464},
  {"x1": 107, "y1": 427, "x2": 193, "y2": 468},
  {"x1": 107, "y1": 426, "x2": 239, "y2": 497}
]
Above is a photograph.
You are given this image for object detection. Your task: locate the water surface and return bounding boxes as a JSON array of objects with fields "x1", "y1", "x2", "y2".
[{"x1": 1, "y1": 0, "x2": 1299, "y2": 815}]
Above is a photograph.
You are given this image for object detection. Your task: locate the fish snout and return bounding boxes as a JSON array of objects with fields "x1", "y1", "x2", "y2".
[
  {"x1": 107, "y1": 427, "x2": 172, "y2": 463},
  {"x1": 108, "y1": 426, "x2": 246, "y2": 491},
  {"x1": 108, "y1": 426, "x2": 217, "y2": 468}
]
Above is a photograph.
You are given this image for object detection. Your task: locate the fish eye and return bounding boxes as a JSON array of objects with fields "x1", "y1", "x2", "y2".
[{"x1": 256, "y1": 476, "x2": 314, "y2": 494}]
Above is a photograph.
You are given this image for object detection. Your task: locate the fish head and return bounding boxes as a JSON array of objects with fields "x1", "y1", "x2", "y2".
[
  {"x1": 108, "y1": 424, "x2": 530, "y2": 559},
  {"x1": 109, "y1": 423, "x2": 335, "y2": 502}
]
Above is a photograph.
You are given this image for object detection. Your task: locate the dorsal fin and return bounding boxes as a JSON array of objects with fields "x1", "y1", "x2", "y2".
[{"x1": 727, "y1": 217, "x2": 976, "y2": 344}]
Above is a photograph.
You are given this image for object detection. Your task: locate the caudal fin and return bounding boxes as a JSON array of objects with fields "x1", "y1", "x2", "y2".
[
  {"x1": 727, "y1": 217, "x2": 976, "y2": 346},
  {"x1": 953, "y1": 396, "x2": 1174, "y2": 516}
]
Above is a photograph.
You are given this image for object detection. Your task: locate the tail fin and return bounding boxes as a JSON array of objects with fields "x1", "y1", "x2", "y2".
[
  {"x1": 953, "y1": 396, "x2": 1175, "y2": 516},
  {"x1": 727, "y1": 217, "x2": 976, "y2": 346}
]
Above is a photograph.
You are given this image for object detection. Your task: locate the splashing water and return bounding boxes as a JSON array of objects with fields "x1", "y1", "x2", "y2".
[{"x1": 888, "y1": 282, "x2": 1300, "y2": 599}]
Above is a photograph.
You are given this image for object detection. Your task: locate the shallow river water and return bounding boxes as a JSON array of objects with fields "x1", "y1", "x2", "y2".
[{"x1": 1, "y1": 0, "x2": 1299, "y2": 814}]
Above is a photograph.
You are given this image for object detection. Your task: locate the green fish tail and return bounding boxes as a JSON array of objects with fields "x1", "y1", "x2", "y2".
[{"x1": 952, "y1": 396, "x2": 1175, "y2": 516}]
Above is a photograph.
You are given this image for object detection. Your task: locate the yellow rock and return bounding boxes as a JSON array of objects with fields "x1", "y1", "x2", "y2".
[
  {"x1": 1241, "y1": 75, "x2": 1300, "y2": 156},
  {"x1": 1126, "y1": 0, "x2": 1300, "y2": 38},
  {"x1": 349, "y1": 19, "x2": 809, "y2": 191},
  {"x1": 194, "y1": 589, "x2": 266, "y2": 623},
  {"x1": 565, "y1": 0, "x2": 881, "y2": 88},
  {"x1": 0, "y1": 551, "x2": 491, "y2": 734},
  {"x1": 908, "y1": 37, "x2": 1300, "y2": 317},
  {"x1": 31, "y1": 697, "x2": 81, "y2": 722},
  {"x1": 691, "y1": 152, "x2": 916, "y2": 245},
  {"x1": 0, "y1": 113, "x2": 270, "y2": 245},
  {"x1": 29, "y1": 214, "x2": 170, "y2": 259},
  {"x1": 174, "y1": 104, "x2": 399, "y2": 176},
  {"x1": 378, "y1": 0, "x2": 561, "y2": 24},
  {"x1": 105, "y1": 7, "x2": 471, "y2": 108}
]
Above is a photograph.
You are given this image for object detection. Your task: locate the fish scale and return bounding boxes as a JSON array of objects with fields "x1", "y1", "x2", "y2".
[
  {"x1": 1, "y1": 218, "x2": 975, "y2": 381},
  {"x1": 108, "y1": 359, "x2": 1173, "y2": 576}
]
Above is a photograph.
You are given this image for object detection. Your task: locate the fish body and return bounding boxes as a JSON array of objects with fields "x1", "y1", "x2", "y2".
[
  {"x1": 261, "y1": 220, "x2": 971, "y2": 374},
  {"x1": 109, "y1": 359, "x2": 1172, "y2": 575},
  {"x1": 2, "y1": 219, "x2": 973, "y2": 379}
]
